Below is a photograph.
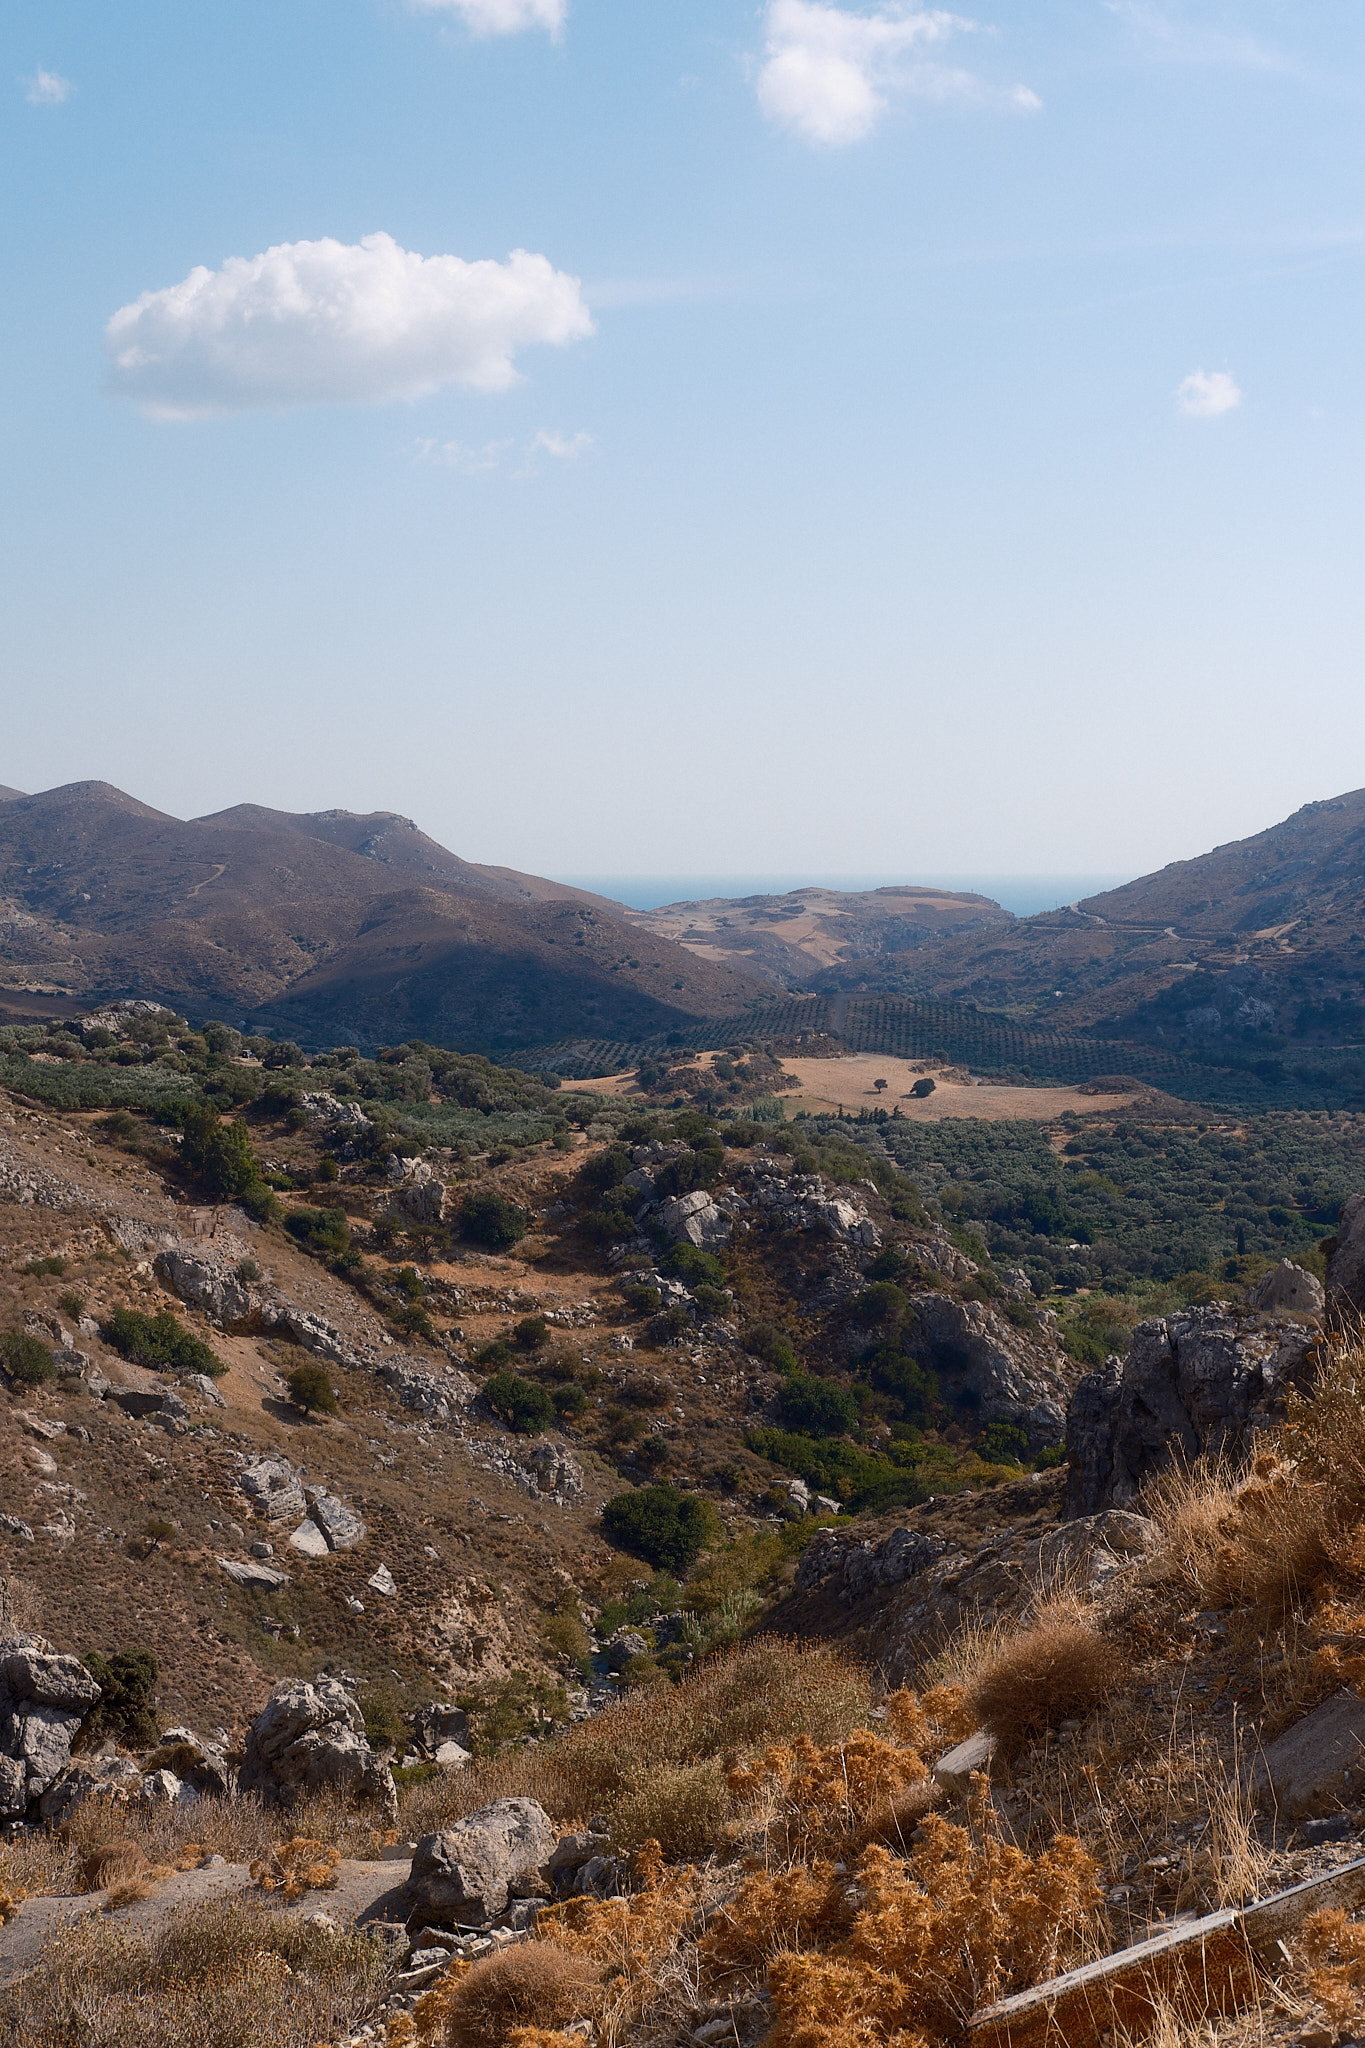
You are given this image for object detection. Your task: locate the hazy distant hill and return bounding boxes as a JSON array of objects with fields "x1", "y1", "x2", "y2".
[
  {"x1": 627, "y1": 884, "x2": 1012, "y2": 989},
  {"x1": 814, "y1": 790, "x2": 1365, "y2": 1048},
  {"x1": 0, "y1": 782, "x2": 766, "y2": 1050}
]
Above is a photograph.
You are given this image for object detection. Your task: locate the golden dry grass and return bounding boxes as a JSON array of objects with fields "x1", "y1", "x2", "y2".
[
  {"x1": 968, "y1": 1609, "x2": 1124, "y2": 1752},
  {"x1": 441, "y1": 1944, "x2": 602, "y2": 2048}
]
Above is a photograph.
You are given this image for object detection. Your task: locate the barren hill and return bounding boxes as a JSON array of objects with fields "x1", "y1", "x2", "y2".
[
  {"x1": 626, "y1": 884, "x2": 1012, "y2": 989},
  {"x1": 0, "y1": 782, "x2": 765, "y2": 1051}
]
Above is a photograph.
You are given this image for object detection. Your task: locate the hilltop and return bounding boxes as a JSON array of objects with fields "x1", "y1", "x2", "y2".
[{"x1": 0, "y1": 782, "x2": 765, "y2": 1053}]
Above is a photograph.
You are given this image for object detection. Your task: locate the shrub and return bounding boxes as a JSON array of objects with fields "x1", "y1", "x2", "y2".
[
  {"x1": 976, "y1": 1419, "x2": 1030, "y2": 1465},
  {"x1": 102, "y1": 1307, "x2": 224, "y2": 1378},
  {"x1": 285, "y1": 1207, "x2": 351, "y2": 1257},
  {"x1": 483, "y1": 1371, "x2": 556, "y2": 1435},
  {"x1": 459, "y1": 1190, "x2": 528, "y2": 1249},
  {"x1": 552, "y1": 1383, "x2": 587, "y2": 1419},
  {"x1": 968, "y1": 1612, "x2": 1123, "y2": 1751},
  {"x1": 609, "y1": 1756, "x2": 732, "y2": 1859},
  {"x1": 24, "y1": 1255, "x2": 67, "y2": 1278},
  {"x1": 620, "y1": 1282, "x2": 662, "y2": 1318},
  {"x1": 849, "y1": 1281, "x2": 909, "y2": 1328},
  {"x1": 0, "y1": 1332, "x2": 57, "y2": 1386},
  {"x1": 911, "y1": 1076, "x2": 936, "y2": 1098},
  {"x1": 661, "y1": 1243, "x2": 724, "y2": 1287},
  {"x1": 514, "y1": 1315, "x2": 549, "y2": 1350},
  {"x1": 649, "y1": 1304, "x2": 693, "y2": 1345},
  {"x1": 601, "y1": 1485, "x2": 717, "y2": 1572},
  {"x1": 443, "y1": 1942, "x2": 601, "y2": 2048},
  {"x1": 286, "y1": 1361, "x2": 338, "y2": 1416},
  {"x1": 83, "y1": 1648, "x2": 159, "y2": 1748},
  {"x1": 741, "y1": 1321, "x2": 799, "y2": 1373},
  {"x1": 777, "y1": 1375, "x2": 858, "y2": 1438},
  {"x1": 578, "y1": 1144, "x2": 632, "y2": 1194},
  {"x1": 177, "y1": 1104, "x2": 262, "y2": 1200}
]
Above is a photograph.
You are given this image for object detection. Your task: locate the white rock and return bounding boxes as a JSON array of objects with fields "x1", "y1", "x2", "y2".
[
  {"x1": 367, "y1": 1563, "x2": 397, "y2": 1596},
  {"x1": 435, "y1": 1740, "x2": 472, "y2": 1768},
  {"x1": 289, "y1": 1519, "x2": 331, "y2": 1559}
]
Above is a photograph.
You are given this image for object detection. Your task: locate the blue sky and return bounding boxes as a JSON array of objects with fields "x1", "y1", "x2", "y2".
[{"x1": 3, "y1": 2, "x2": 1363, "y2": 884}]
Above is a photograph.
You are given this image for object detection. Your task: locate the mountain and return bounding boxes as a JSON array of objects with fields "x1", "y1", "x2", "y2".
[
  {"x1": 0, "y1": 781, "x2": 767, "y2": 1050},
  {"x1": 811, "y1": 790, "x2": 1365, "y2": 1047},
  {"x1": 624, "y1": 884, "x2": 1012, "y2": 989}
]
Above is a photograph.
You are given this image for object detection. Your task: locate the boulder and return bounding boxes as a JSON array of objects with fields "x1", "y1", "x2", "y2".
[
  {"x1": 1327, "y1": 1195, "x2": 1365, "y2": 1308},
  {"x1": 108, "y1": 1387, "x2": 190, "y2": 1424},
  {"x1": 240, "y1": 1676, "x2": 398, "y2": 1823},
  {"x1": 182, "y1": 1372, "x2": 225, "y2": 1407},
  {"x1": 546, "y1": 1829, "x2": 611, "y2": 1896},
  {"x1": 307, "y1": 1491, "x2": 368, "y2": 1551},
  {"x1": 933, "y1": 1730, "x2": 997, "y2": 1801},
  {"x1": 219, "y1": 1556, "x2": 291, "y2": 1591},
  {"x1": 389, "y1": 1160, "x2": 450, "y2": 1226},
  {"x1": 657, "y1": 1190, "x2": 730, "y2": 1250},
  {"x1": 404, "y1": 1798, "x2": 556, "y2": 1927},
  {"x1": 910, "y1": 1294, "x2": 1071, "y2": 1453},
  {"x1": 239, "y1": 1458, "x2": 307, "y2": 1526},
  {"x1": 1254, "y1": 1689, "x2": 1365, "y2": 1819},
  {"x1": 288, "y1": 1519, "x2": 331, "y2": 1559},
  {"x1": 368, "y1": 1564, "x2": 397, "y2": 1597},
  {"x1": 153, "y1": 1249, "x2": 252, "y2": 1325},
  {"x1": 412, "y1": 1703, "x2": 470, "y2": 1755},
  {"x1": 1064, "y1": 1306, "x2": 1317, "y2": 1518},
  {"x1": 1247, "y1": 1260, "x2": 1324, "y2": 1314},
  {"x1": 0, "y1": 1635, "x2": 101, "y2": 1818},
  {"x1": 520, "y1": 1443, "x2": 584, "y2": 1504},
  {"x1": 140, "y1": 1767, "x2": 187, "y2": 1806},
  {"x1": 1034, "y1": 1509, "x2": 1159, "y2": 1595}
]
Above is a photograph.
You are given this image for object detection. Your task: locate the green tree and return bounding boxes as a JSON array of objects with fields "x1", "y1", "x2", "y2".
[
  {"x1": 911, "y1": 1077, "x2": 936, "y2": 1099},
  {"x1": 286, "y1": 1359, "x2": 338, "y2": 1416},
  {"x1": 102, "y1": 1306, "x2": 225, "y2": 1377},
  {"x1": 777, "y1": 1374, "x2": 859, "y2": 1438},
  {"x1": 459, "y1": 1190, "x2": 528, "y2": 1249},
  {"x1": 178, "y1": 1104, "x2": 259, "y2": 1199},
  {"x1": 483, "y1": 1370, "x2": 556, "y2": 1434},
  {"x1": 601, "y1": 1484, "x2": 717, "y2": 1572},
  {"x1": 83, "y1": 1648, "x2": 159, "y2": 1747}
]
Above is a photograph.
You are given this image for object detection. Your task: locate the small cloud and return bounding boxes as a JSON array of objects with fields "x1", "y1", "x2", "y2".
[
  {"x1": 104, "y1": 233, "x2": 594, "y2": 420},
  {"x1": 409, "y1": 0, "x2": 566, "y2": 37},
  {"x1": 1177, "y1": 369, "x2": 1242, "y2": 418},
  {"x1": 756, "y1": 0, "x2": 1039, "y2": 149},
  {"x1": 412, "y1": 437, "x2": 512, "y2": 472},
  {"x1": 24, "y1": 69, "x2": 73, "y2": 106},
  {"x1": 530, "y1": 429, "x2": 591, "y2": 460},
  {"x1": 1105, "y1": 3, "x2": 1296, "y2": 75}
]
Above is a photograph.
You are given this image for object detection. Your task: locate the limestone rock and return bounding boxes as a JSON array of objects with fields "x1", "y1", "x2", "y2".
[
  {"x1": 219, "y1": 1556, "x2": 291, "y2": 1591},
  {"x1": 1254, "y1": 1689, "x2": 1365, "y2": 1819},
  {"x1": 368, "y1": 1563, "x2": 397, "y2": 1596},
  {"x1": 933, "y1": 1730, "x2": 997, "y2": 1801},
  {"x1": 520, "y1": 1442, "x2": 583, "y2": 1503},
  {"x1": 182, "y1": 1372, "x2": 225, "y2": 1407},
  {"x1": 108, "y1": 1387, "x2": 190, "y2": 1425},
  {"x1": 413, "y1": 1703, "x2": 470, "y2": 1755},
  {"x1": 1064, "y1": 1306, "x2": 1317, "y2": 1518},
  {"x1": 1327, "y1": 1194, "x2": 1365, "y2": 1308},
  {"x1": 1247, "y1": 1260, "x2": 1325, "y2": 1314},
  {"x1": 288, "y1": 1519, "x2": 331, "y2": 1558},
  {"x1": 404, "y1": 1799, "x2": 556, "y2": 1927},
  {"x1": 239, "y1": 1458, "x2": 307, "y2": 1526},
  {"x1": 1033, "y1": 1509, "x2": 1158, "y2": 1595},
  {"x1": 140, "y1": 1767, "x2": 186, "y2": 1806},
  {"x1": 308, "y1": 1490, "x2": 368, "y2": 1551},
  {"x1": 546, "y1": 1830, "x2": 611, "y2": 1896},
  {"x1": 39, "y1": 1748, "x2": 145, "y2": 1825},
  {"x1": 240, "y1": 1676, "x2": 397, "y2": 1822},
  {"x1": 435, "y1": 1741, "x2": 472, "y2": 1768},
  {"x1": 658, "y1": 1190, "x2": 730, "y2": 1249},
  {"x1": 153, "y1": 1248, "x2": 252, "y2": 1326},
  {"x1": 0, "y1": 1635, "x2": 101, "y2": 1817},
  {"x1": 388, "y1": 1159, "x2": 450, "y2": 1226},
  {"x1": 910, "y1": 1293, "x2": 1071, "y2": 1452}
]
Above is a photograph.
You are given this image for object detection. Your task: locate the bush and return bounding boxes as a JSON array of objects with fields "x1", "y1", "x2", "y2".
[
  {"x1": 177, "y1": 1104, "x2": 263, "y2": 1200},
  {"x1": 444, "y1": 1943, "x2": 601, "y2": 2048},
  {"x1": 578, "y1": 1144, "x2": 632, "y2": 1193},
  {"x1": 776, "y1": 1374, "x2": 858, "y2": 1439},
  {"x1": 286, "y1": 1361, "x2": 338, "y2": 1416},
  {"x1": 552, "y1": 1383, "x2": 588, "y2": 1419},
  {"x1": 102, "y1": 1307, "x2": 225, "y2": 1377},
  {"x1": 0, "y1": 1331, "x2": 58, "y2": 1385},
  {"x1": 513, "y1": 1315, "x2": 549, "y2": 1350},
  {"x1": 620, "y1": 1282, "x2": 662, "y2": 1318},
  {"x1": 483, "y1": 1371, "x2": 556, "y2": 1435},
  {"x1": 968, "y1": 1612, "x2": 1123, "y2": 1751},
  {"x1": 741, "y1": 1321, "x2": 799, "y2": 1373},
  {"x1": 661, "y1": 1243, "x2": 724, "y2": 1287},
  {"x1": 601, "y1": 1485, "x2": 717, "y2": 1572},
  {"x1": 285, "y1": 1207, "x2": 351, "y2": 1257},
  {"x1": 609, "y1": 1755, "x2": 732, "y2": 1858},
  {"x1": 975, "y1": 1419, "x2": 1029, "y2": 1464},
  {"x1": 459, "y1": 1190, "x2": 528, "y2": 1249},
  {"x1": 83, "y1": 1648, "x2": 159, "y2": 1747},
  {"x1": 911, "y1": 1076, "x2": 936, "y2": 1098}
]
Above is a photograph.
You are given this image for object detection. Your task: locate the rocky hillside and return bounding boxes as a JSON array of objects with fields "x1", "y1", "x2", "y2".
[{"x1": 0, "y1": 782, "x2": 765, "y2": 1051}]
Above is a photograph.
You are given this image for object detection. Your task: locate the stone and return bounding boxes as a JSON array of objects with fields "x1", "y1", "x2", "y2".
[
  {"x1": 404, "y1": 1799, "x2": 557, "y2": 1927},
  {"x1": 140, "y1": 1768, "x2": 185, "y2": 1805},
  {"x1": 308, "y1": 1491, "x2": 368, "y2": 1550},
  {"x1": 413, "y1": 1703, "x2": 470, "y2": 1754},
  {"x1": 153, "y1": 1249, "x2": 252, "y2": 1325},
  {"x1": 240, "y1": 1675, "x2": 398, "y2": 1823},
  {"x1": 219, "y1": 1556, "x2": 291, "y2": 1591},
  {"x1": 435, "y1": 1741, "x2": 472, "y2": 1768},
  {"x1": 1327, "y1": 1194, "x2": 1365, "y2": 1308},
  {"x1": 107, "y1": 1387, "x2": 190, "y2": 1424},
  {"x1": 520, "y1": 1442, "x2": 584, "y2": 1503},
  {"x1": 239, "y1": 1458, "x2": 308, "y2": 1525},
  {"x1": 1300, "y1": 1814, "x2": 1354, "y2": 1845},
  {"x1": 183, "y1": 1373, "x2": 225, "y2": 1407},
  {"x1": 1247, "y1": 1260, "x2": 1324, "y2": 1314},
  {"x1": 546, "y1": 1830, "x2": 610, "y2": 1895},
  {"x1": 0, "y1": 1636, "x2": 101, "y2": 1816},
  {"x1": 389, "y1": 1160, "x2": 450, "y2": 1226},
  {"x1": 0, "y1": 1516, "x2": 33, "y2": 1543},
  {"x1": 910, "y1": 1294, "x2": 1070, "y2": 1453},
  {"x1": 368, "y1": 1563, "x2": 397, "y2": 1597},
  {"x1": 657, "y1": 1190, "x2": 731, "y2": 1250},
  {"x1": 1254, "y1": 1689, "x2": 1365, "y2": 1820},
  {"x1": 933, "y1": 1730, "x2": 997, "y2": 1801},
  {"x1": 1034, "y1": 1510, "x2": 1159, "y2": 1595},
  {"x1": 1064, "y1": 1306, "x2": 1317, "y2": 1518},
  {"x1": 288, "y1": 1519, "x2": 331, "y2": 1558},
  {"x1": 604, "y1": 1629, "x2": 649, "y2": 1672}
]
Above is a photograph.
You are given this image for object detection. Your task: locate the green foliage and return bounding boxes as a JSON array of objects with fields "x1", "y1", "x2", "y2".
[
  {"x1": 660, "y1": 1243, "x2": 724, "y2": 1287},
  {"x1": 83, "y1": 1648, "x2": 159, "y2": 1748},
  {"x1": 746, "y1": 1425, "x2": 962, "y2": 1514},
  {"x1": 976, "y1": 1419, "x2": 1030, "y2": 1464},
  {"x1": 177, "y1": 1104, "x2": 263, "y2": 1200},
  {"x1": 483, "y1": 1370, "x2": 556, "y2": 1434},
  {"x1": 285, "y1": 1207, "x2": 351, "y2": 1256},
  {"x1": 513, "y1": 1314, "x2": 549, "y2": 1350},
  {"x1": 0, "y1": 1331, "x2": 57, "y2": 1385},
  {"x1": 692, "y1": 1282, "x2": 731, "y2": 1316},
  {"x1": 102, "y1": 1306, "x2": 225, "y2": 1377},
  {"x1": 286, "y1": 1360, "x2": 338, "y2": 1415},
  {"x1": 359, "y1": 1682, "x2": 407, "y2": 1754},
  {"x1": 601, "y1": 1484, "x2": 718, "y2": 1571},
  {"x1": 776, "y1": 1374, "x2": 859, "y2": 1437},
  {"x1": 911, "y1": 1076, "x2": 937, "y2": 1098},
  {"x1": 458, "y1": 1189, "x2": 528, "y2": 1248},
  {"x1": 620, "y1": 1281, "x2": 663, "y2": 1317},
  {"x1": 24, "y1": 1254, "x2": 67, "y2": 1278},
  {"x1": 552, "y1": 1382, "x2": 588, "y2": 1419},
  {"x1": 741, "y1": 1320, "x2": 800, "y2": 1373},
  {"x1": 650, "y1": 1303, "x2": 693, "y2": 1344},
  {"x1": 579, "y1": 1143, "x2": 632, "y2": 1193},
  {"x1": 849, "y1": 1280, "x2": 909, "y2": 1328}
]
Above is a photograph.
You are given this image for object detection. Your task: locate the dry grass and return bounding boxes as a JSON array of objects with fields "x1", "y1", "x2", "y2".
[
  {"x1": 440, "y1": 1943, "x2": 602, "y2": 2048},
  {"x1": 250, "y1": 1836, "x2": 342, "y2": 1898},
  {"x1": 400, "y1": 1638, "x2": 870, "y2": 1848},
  {"x1": 0, "y1": 1896, "x2": 396, "y2": 2048},
  {"x1": 968, "y1": 1606, "x2": 1124, "y2": 1753}
]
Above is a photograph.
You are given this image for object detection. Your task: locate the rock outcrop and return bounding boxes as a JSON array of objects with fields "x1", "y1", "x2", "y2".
[
  {"x1": 403, "y1": 1798, "x2": 556, "y2": 1928},
  {"x1": 0, "y1": 1636, "x2": 101, "y2": 1819},
  {"x1": 1327, "y1": 1196, "x2": 1365, "y2": 1309},
  {"x1": 909, "y1": 1294, "x2": 1071, "y2": 1451},
  {"x1": 1064, "y1": 1306, "x2": 1318, "y2": 1519},
  {"x1": 1247, "y1": 1259, "x2": 1325, "y2": 1314},
  {"x1": 153, "y1": 1248, "x2": 252, "y2": 1326},
  {"x1": 239, "y1": 1676, "x2": 397, "y2": 1822}
]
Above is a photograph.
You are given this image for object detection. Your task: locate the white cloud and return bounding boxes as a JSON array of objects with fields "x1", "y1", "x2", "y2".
[
  {"x1": 24, "y1": 69, "x2": 73, "y2": 106},
  {"x1": 756, "y1": 0, "x2": 1039, "y2": 148},
  {"x1": 1105, "y1": 4, "x2": 1297, "y2": 76},
  {"x1": 1177, "y1": 368, "x2": 1242, "y2": 417},
  {"x1": 409, "y1": 0, "x2": 566, "y2": 37},
  {"x1": 104, "y1": 233, "x2": 595, "y2": 420},
  {"x1": 530, "y1": 429, "x2": 591, "y2": 459}
]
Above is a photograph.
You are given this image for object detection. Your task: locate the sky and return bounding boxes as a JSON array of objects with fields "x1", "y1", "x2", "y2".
[{"x1": 3, "y1": 1, "x2": 1364, "y2": 885}]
